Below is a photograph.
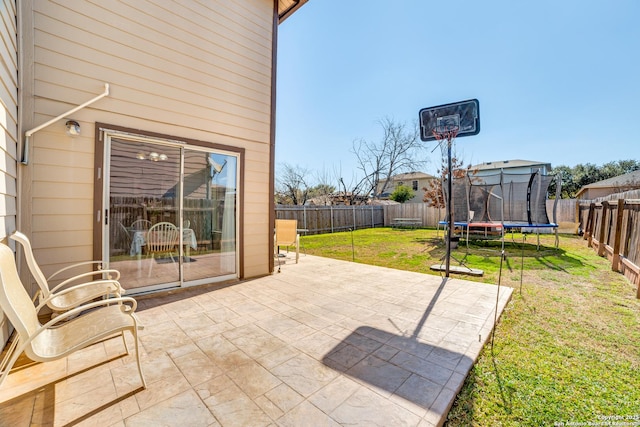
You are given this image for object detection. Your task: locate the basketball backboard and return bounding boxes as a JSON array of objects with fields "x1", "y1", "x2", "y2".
[{"x1": 419, "y1": 99, "x2": 480, "y2": 142}]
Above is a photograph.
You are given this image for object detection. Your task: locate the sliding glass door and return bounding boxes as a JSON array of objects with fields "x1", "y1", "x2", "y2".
[
  {"x1": 182, "y1": 149, "x2": 237, "y2": 282},
  {"x1": 105, "y1": 134, "x2": 238, "y2": 294}
]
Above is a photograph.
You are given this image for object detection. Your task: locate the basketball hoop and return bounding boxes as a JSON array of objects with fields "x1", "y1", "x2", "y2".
[
  {"x1": 418, "y1": 100, "x2": 480, "y2": 278},
  {"x1": 418, "y1": 99, "x2": 479, "y2": 142},
  {"x1": 432, "y1": 114, "x2": 460, "y2": 143}
]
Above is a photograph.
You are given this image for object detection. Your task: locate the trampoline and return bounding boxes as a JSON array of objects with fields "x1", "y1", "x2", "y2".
[
  {"x1": 433, "y1": 168, "x2": 561, "y2": 291},
  {"x1": 440, "y1": 169, "x2": 561, "y2": 248}
]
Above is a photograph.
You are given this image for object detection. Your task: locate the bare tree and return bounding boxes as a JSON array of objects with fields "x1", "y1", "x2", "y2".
[
  {"x1": 306, "y1": 167, "x2": 336, "y2": 205},
  {"x1": 423, "y1": 144, "x2": 470, "y2": 208},
  {"x1": 275, "y1": 163, "x2": 311, "y2": 205},
  {"x1": 349, "y1": 117, "x2": 427, "y2": 200}
]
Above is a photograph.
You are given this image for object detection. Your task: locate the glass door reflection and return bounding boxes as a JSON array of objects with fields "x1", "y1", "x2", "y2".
[
  {"x1": 182, "y1": 150, "x2": 237, "y2": 282},
  {"x1": 108, "y1": 139, "x2": 181, "y2": 291}
]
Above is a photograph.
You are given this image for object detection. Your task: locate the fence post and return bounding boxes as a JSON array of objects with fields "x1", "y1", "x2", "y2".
[
  {"x1": 612, "y1": 199, "x2": 625, "y2": 272},
  {"x1": 575, "y1": 199, "x2": 581, "y2": 229},
  {"x1": 598, "y1": 201, "x2": 608, "y2": 257},
  {"x1": 330, "y1": 205, "x2": 334, "y2": 233},
  {"x1": 303, "y1": 206, "x2": 307, "y2": 233},
  {"x1": 586, "y1": 203, "x2": 595, "y2": 245},
  {"x1": 352, "y1": 206, "x2": 356, "y2": 230},
  {"x1": 371, "y1": 205, "x2": 374, "y2": 228}
]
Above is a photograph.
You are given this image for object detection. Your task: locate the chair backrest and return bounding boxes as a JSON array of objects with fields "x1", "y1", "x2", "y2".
[
  {"x1": 147, "y1": 222, "x2": 179, "y2": 252},
  {"x1": 275, "y1": 219, "x2": 298, "y2": 246},
  {"x1": 0, "y1": 244, "x2": 40, "y2": 349},
  {"x1": 9, "y1": 231, "x2": 51, "y2": 300},
  {"x1": 131, "y1": 219, "x2": 152, "y2": 231}
]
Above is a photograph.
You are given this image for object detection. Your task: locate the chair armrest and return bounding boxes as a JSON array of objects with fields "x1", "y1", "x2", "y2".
[
  {"x1": 47, "y1": 261, "x2": 120, "y2": 282},
  {"x1": 53, "y1": 269, "x2": 121, "y2": 289},
  {"x1": 47, "y1": 278, "x2": 124, "y2": 298},
  {"x1": 39, "y1": 297, "x2": 138, "y2": 329}
]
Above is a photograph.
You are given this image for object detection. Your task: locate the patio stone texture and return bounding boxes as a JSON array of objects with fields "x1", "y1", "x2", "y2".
[{"x1": 0, "y1": 254, "x2": 512, "y2": 426}]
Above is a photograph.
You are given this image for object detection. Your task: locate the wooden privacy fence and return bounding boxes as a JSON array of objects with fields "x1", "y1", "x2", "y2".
[
  {"x1": 551, "y1": 199, "x2": 578, "y2": 224},
  {"x1": 276, "y1": 205, "x2": 385, "y2": 234},
  {"x1": 382, "y1": 204, "x2": 446, "y2": 228},
  {"x1": 276, "y1": 199, "x2": 579, "y2": 235},
  {"x1": 578, "y1": 198, "x2": 640, "y2": 297}
]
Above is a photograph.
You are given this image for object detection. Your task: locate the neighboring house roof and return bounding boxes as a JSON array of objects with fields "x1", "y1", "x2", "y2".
[
  {"x1": 392, "y1": 172, "x2": 435, "y2": 180},
  {"x1": 470, "y1": 159, "x2": 552, "y2": 171},
  {"x1": 381, "y1": 172, "x2": 436, "y2": 182},
  {"x1": 576, "y1": 170, "x2": 640, "y2": 197},
  {"x1": 278, "y1": 0, "x2": 308, "y2": 22}
]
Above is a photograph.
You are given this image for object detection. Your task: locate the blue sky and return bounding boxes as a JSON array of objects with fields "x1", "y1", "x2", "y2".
[{"x1": 275, "y1": 1, "x2": 639, "y2": 183}]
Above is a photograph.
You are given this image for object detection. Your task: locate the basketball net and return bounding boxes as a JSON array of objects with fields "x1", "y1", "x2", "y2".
[
  {"x1": 432, "y1": 126, "x2": 459, "y2": 144},
  {"x1": 432, "y1": 126, "x2": 459, "y2": 171}
]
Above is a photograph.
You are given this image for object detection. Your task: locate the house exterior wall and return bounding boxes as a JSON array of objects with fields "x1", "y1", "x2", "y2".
[
  {"x1": 18, "y1": 0, "x2": 276, "y2": 281},
  {"x1": 578, "y1": 187, "x2": 622, "y2": 200},
  {"x1": 378, "y1": 175, "x2": 437, "y2": 203},
  {"x1": 394, "y1": 177, "x2": 435, "y2": 203},
  {"x1": 0, "y1": 0, "x2": 18, "y2": 347}
]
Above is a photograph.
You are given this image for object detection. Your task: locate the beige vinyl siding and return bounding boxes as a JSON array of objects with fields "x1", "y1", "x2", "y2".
[
  {"x1": 0, "y1": 0, "x2": 18, "y2": 347},
  {"x1": 22, "y1": 0, "x2": 275, "y2": 278}
]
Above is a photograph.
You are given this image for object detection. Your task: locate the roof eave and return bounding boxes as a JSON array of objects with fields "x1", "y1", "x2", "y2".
[{"x1": 278, "y1": 0, "x2": 308, "y2": 24}]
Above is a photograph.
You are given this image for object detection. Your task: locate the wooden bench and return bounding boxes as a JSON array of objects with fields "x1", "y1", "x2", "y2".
[{"x1": 391, "y1": 218, "x2": 421, "y2": 228}]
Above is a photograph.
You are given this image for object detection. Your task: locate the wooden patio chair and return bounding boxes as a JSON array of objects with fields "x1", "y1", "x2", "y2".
[
  {"x1": 10, "y1": 231, "x2": 124, "y2": 314},
  {"x1": 131, "y1": 219, "x2": 152, "y2": 231},
  {"x1": 0, "y1": 243, "x2": 146, "y2": 389},
  {"x1": 275, "y1": 219, "x2": 299, "y2": 264}
]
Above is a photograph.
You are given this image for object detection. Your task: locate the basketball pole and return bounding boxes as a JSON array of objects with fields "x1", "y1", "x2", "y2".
[
  {"x1": 420, "y1": 99, "x2": 480, "y2": 278},
  {"x1": 445, "y1": 134, "x2": 453, "y2": 277}
]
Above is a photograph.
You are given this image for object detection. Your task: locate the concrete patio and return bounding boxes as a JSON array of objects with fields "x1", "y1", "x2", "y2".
[{"x1": 0, "y1": 254, "x2": 512, "y2": 426}]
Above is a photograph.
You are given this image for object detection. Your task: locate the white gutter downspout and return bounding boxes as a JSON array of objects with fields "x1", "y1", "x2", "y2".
[{"x1": 21, "y1": 83, "x2": 110, "y2": 165}]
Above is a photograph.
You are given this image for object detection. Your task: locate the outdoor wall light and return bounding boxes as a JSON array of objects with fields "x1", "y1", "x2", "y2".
[
  {"x1": 136, "y1": 151, "x2": 168, "y2": 161},
  {"x1": 65, "y1": 120, "x2": 81, "y2": 136}
]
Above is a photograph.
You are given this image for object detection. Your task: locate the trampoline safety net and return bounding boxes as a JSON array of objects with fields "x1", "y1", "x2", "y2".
[{"x1": 445, "y1": 170, "x2": 557, "y2": 225}]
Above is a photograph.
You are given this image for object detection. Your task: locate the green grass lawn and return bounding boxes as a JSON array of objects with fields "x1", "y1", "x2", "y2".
[{"x1": 300, "y1": 227, "x2": 640, "y2": 426}]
